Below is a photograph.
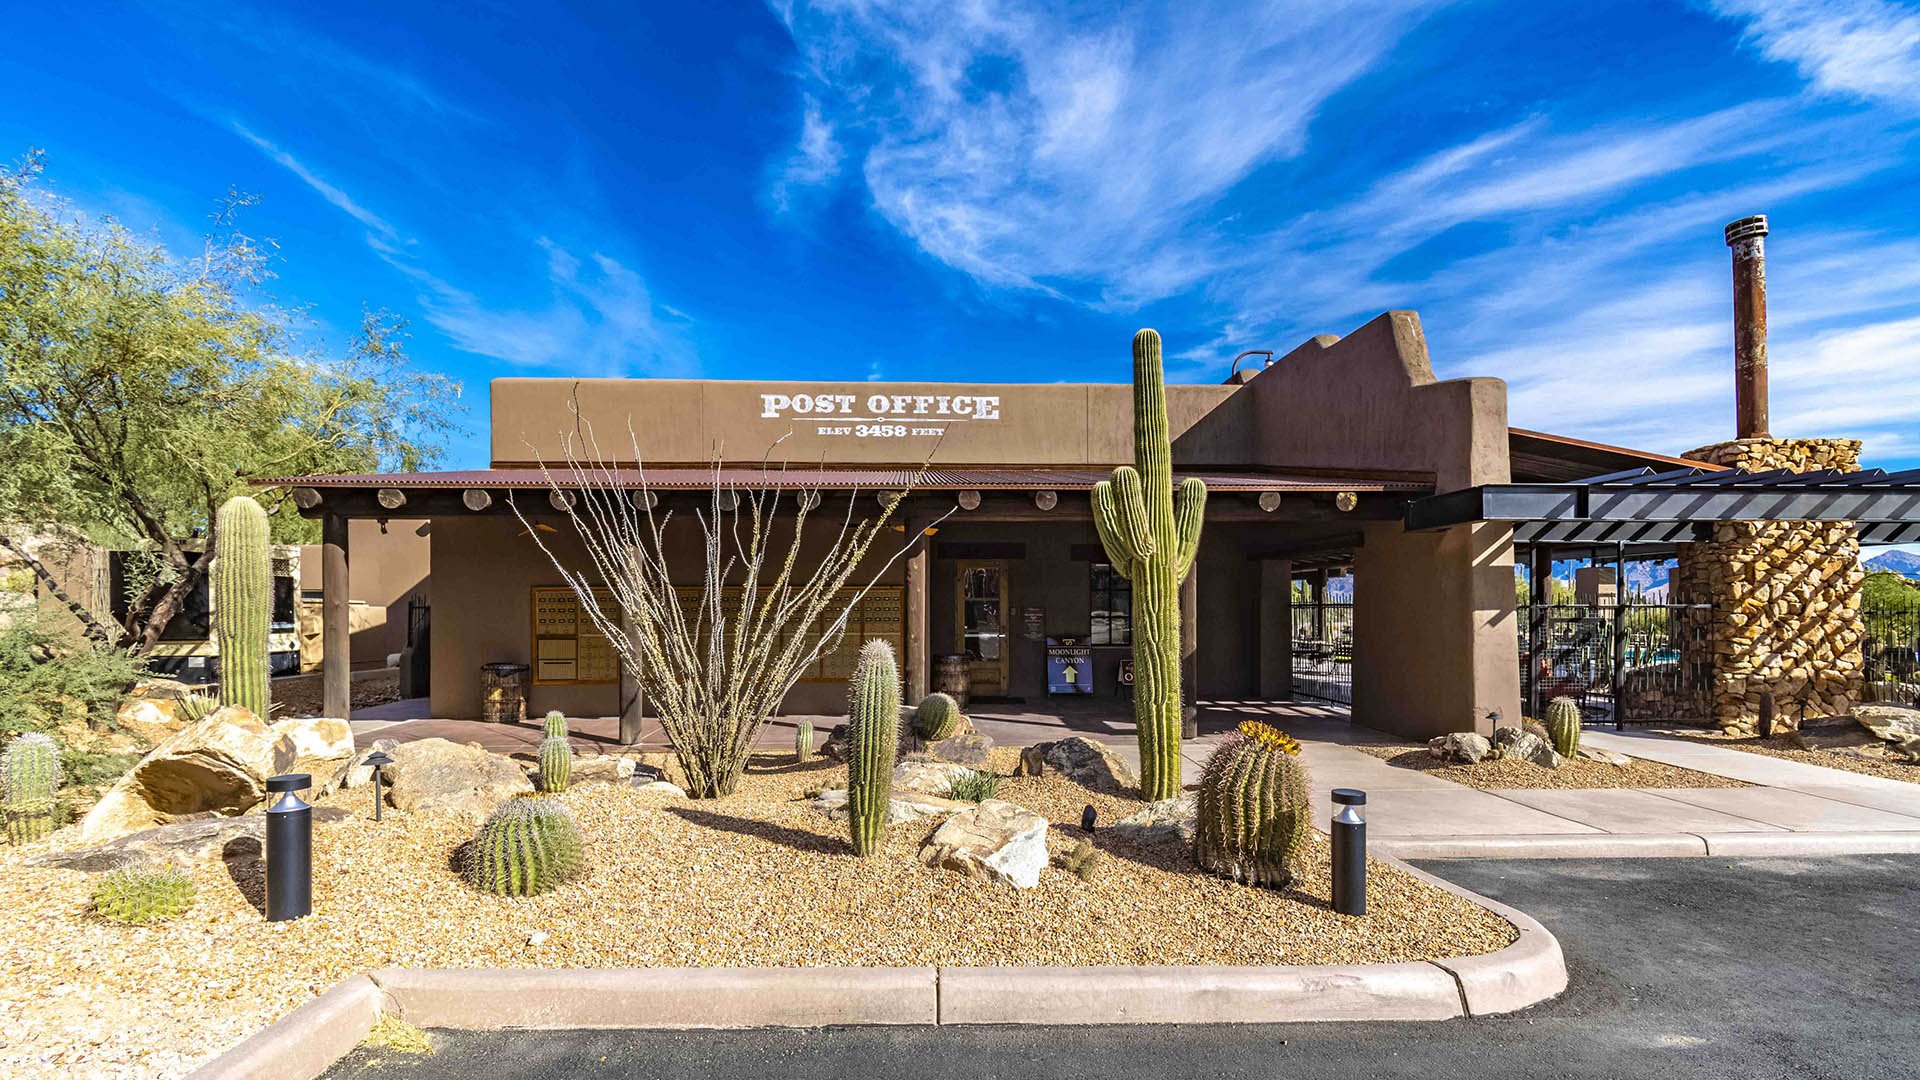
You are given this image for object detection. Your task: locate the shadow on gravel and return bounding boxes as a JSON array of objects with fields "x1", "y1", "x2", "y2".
[{"x1": 663, "y1": 806, "x2": 844, "y2": 856}]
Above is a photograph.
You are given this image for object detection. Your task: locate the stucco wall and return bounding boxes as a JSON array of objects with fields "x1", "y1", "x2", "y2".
[{"x1": 298, "y1": 519, "x2": 430, "y2": 669}]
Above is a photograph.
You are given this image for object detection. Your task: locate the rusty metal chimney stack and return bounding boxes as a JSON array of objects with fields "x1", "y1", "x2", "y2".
[{"x1": 1724, "y1": 214, "x2": 1770, "y2": 439}]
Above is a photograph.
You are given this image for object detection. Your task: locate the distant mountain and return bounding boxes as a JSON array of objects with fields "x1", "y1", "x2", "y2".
[{"x1": 1867, "y1": 550, "x2": 1920, "y2": 580}]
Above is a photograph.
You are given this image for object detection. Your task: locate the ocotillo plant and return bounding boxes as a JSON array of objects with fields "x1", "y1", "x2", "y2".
[
  {"x1": 213, "y1": 495, "x2": 272, "y2": 718},
  {"x1": 1091, "y1": 329, "x2": 1206, "y2": 801},
  {"x1": 1194, "y1": 721, "x2": 1311, "y2": 889},
  {"x1": 1544, "y1": 696, "x2": 1582, "y2": 758},
  {"x1": 912, "y1": 693, "x2": 963, "y2": 742},
  {"x1": 538, "y1": 735, "x2": 572, "y2": 793},
  {"x1": 794, "y1": 719, "x2": 814, "y2": 763},
  {"x1": 3, "y1": 732, "x2": 61, "y2": 844},
  {"x1": 846, "y1": 639, "x2": 899, "y2": 856}
]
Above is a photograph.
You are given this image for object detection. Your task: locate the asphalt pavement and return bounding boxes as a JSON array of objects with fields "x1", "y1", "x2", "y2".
[{"x1": 323, "y1": 854, "x2": 1920, "y2": 1080}]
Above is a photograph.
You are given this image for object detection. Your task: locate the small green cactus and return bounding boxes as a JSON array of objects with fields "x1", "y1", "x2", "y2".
[
  {"x1": 465, "y1": 798, "x2": 586, "y2": 896},
  {"x1": 947, "y1": 768, "x2": 999, "y2": 803},
  {"x1": 1195, "y1": 721, "x2": 1311, "y2": 889},
  {"x1": 3, "y1": 732, "x2": 60, "y2": 844},
  {"x1": 543, "y1": 710, "x2": 569, "y2": 740},
  {"x1": 92, "y1": 865, "x2": 196, "y2": 924},
  {"x1": 1545, "y1": 697, "x2": 1582, "y2": 758},
  {"x1": 794, "y1": 719, "x2": 814, "y2": 763},
  {"x1": 213, "y1": 495, "x2": 272, "y2": 718},
  {"x1": 846, "y1": 639, "x2": 899, "y2": 857},
  {"x1": 538, "y1": 736, "x2": 572, "y2": 793},
  {"x1": 912, "y1": 693, "x2": 963, "y2": 742},
  {"x1": 1058, "y1": 838, "x2": 1105, "y2": 881}
]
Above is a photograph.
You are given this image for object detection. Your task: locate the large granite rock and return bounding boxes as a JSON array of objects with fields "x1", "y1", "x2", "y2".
[
  {"x1": 38, "y1": 807, "x2": 351, "y2": 873},
  {"x1": 1018, "y1": 737, "x2": 1137, "y2": 793},
  {"x1": 335, "y1": 738, "x2": 400, "y2": 790},
  {"x1": 1109, "y1": 793, "x2": 1197, "y2": 846},
  {"x1": 1500, "y1": 730, "x2": 1565, "y2": 769},
  {"x1": 78, "y1": 706, "x2": 295, "y2": 843},
  {"x1": 571, "y1": 755, "x2": 639, "y2": 786},
  {"x1": 1793, "y1": 707, "x2": 1920, "y2": 761},
  {"x1": 1853, "y1": 705, "x2": 1920, "y2": 761},
  {"x1": 911, "y1": 734, "x2": 995, "y2": 768},
  {"x1": 1576, "y1": 745, "x2": 1633, "y2": 767},
  {"x1": 273, "y1": 716, "x2": 356, "y2": 792},
  {"x1": 1429, "y1": 732, "x2": 1492, "y2": 764},
  {"x1": 892, "y1": 760, "x2": 975, "y2": 797},
  {"x1": 919, "y1": 799, "x2": 1049, "y2": 888},
  {"x1": 380, "y1": 738, "x2": 533, "y2": 824},
  {"x1": 812, "y1": 787, "x2": 971, "y2": 824}
]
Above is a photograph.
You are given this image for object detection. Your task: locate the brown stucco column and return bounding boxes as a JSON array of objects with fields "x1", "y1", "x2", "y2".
[
  {"x1": 904, "y1": 517, "x2": 930, "y2": 704},
  {"x1": 1352, "y1": 521, "x2": 1520, "y2": 738},
  {"x1": 1259, "y1": 560, "x2": 1294, "y2": 699},
  {"x1": 1180, "y1": 563, "x2": 1199, "y2": 737},
  {"x1": 322, "y1": 513, "x2": 351, "y2": 720}
]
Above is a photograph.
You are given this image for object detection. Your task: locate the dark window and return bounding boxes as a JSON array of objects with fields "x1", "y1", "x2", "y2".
[{"x1": 1090, "y1": 563, "x2": 1131, "y2": 645}]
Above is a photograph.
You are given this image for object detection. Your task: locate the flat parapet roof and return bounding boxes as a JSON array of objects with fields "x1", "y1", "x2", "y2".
[{"x1": 262, "y1": 465, "x2": 1434, "y2": 493}]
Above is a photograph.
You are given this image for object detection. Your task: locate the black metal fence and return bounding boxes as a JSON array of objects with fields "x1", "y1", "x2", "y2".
[
  {"x1": 1292, "y1": 600, "x2": 1353, "y2": 706},
  {"x1": 1864, "y1": 592, "x2": 1920, "y2": 704},
  {"x1": 1520, "y1": 600, "x2": 1711, "y2": 723}
]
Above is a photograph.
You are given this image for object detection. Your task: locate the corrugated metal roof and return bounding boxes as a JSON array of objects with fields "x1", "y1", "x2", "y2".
[{"x1": 257, "y1": 466, "x2": 1433, "y2": 493}]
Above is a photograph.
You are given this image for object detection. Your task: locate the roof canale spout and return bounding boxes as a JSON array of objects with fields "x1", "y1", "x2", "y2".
[{"x1": 1724, "y1": 214, "x2": 1770, "y2": 439}]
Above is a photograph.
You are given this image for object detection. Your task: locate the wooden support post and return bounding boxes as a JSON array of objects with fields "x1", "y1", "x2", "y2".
[
  {"x1": 905, "y1": 517, "x2": 930, "y2": 704},
  {"x1": 1528, "y1": 544, "x2": 1552, "y2": 723},
  {"x1": 322, "y1": 514, "x2": 351, "y2": 720}
]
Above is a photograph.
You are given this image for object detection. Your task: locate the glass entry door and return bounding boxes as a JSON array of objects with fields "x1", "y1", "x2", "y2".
[{"x1": 956, "y1": 561, "x2": 1009, "y2": 696}]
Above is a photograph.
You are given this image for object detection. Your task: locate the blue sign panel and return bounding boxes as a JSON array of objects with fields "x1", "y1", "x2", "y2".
[{"x1": 1046, "y1": 636, "x2": 1092, "y2": 695}]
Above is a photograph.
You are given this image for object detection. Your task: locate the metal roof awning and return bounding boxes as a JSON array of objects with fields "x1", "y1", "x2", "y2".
[{"x1": 1406, "y1": 465, "x2": 1920, "y2": 545}]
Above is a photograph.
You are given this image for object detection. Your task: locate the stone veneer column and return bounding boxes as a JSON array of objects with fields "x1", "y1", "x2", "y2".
[{"x1": 1675, "y1": 437, "x2": 1866, "y2": 732}]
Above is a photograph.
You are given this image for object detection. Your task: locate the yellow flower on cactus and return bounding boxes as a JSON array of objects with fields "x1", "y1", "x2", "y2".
[{"x1": 1236, "y1": 721, "x2": 1301, "y2": 754}]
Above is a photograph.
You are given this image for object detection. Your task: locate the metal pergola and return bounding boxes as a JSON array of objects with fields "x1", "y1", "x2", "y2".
[{"x1": 1404, "y1": 464, "x2": 1920, "y2": 727}]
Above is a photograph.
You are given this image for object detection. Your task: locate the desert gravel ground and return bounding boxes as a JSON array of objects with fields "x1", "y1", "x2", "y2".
[
  {"x1": 0, "y1": 749, "x2": 1515, "y2": 1079},
  {"x1": 1348, "y1": 744, "x2": 1749, "y2": 789},
  {"x1": 1665, "y1": 729, "x2": 1920, "y2": 784}
]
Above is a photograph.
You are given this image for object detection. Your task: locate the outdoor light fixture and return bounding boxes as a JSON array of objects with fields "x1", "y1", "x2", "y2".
[
  {"x1": 1334, "y1": 491, "x2": 1359, "y2": 512},
  {"x1": 265, "y1": 773, "x2": 314, "y2": 922},
  {"x1": 1081, "y1": 805, "x2": 1097, "y2": 834},
  {"x1": 1331, "y1": 788, "x2": 1367, "y2": 917},
  {"x1": 363, "y1": 750, "x2": 394, "y2": 821}
]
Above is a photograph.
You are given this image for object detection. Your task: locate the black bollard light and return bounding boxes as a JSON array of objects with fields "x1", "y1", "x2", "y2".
[
  {"x1": 1081, "y1": 804, "x2": 1097, "y2": 834},
  {"x1": 1331, "y1": 788, "x2": 1367, "y2": 917},
  {"x1": 265, "y1": 773, "x2": 314, "y2": 922},
  {"x1": 363, "y1": 750, "x2": 394, "y2": 822}
]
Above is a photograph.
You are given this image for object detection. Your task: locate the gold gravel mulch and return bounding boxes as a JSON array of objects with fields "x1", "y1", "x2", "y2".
[
  {"x1": 1665, "y1": 730, "x2": 1920, "y2": 785},
  {"x1": 1, "y1": 750, "x2": 1515, "y2": 1079},
  {"x1": 1348, "y1": 744, "x2": 1749, "y2": 790}
]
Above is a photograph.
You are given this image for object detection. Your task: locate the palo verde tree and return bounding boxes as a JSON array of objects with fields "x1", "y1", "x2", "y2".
[{"x1": 0, "y1": 152, "x2": 457, "y2": 653}]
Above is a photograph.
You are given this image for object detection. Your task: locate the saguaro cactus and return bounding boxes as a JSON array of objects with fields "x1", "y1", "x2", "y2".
[
  {"x1": 543, "y1": 711, "x2": 569, "y2": 740},
  {"x1": 846, "y1": 639, "x2": 899, "y2": 856},
  {"x1": 3, "y1": 732, "x2": 61, "y2": 844},
  {"x1": 794, "y1": 719, "x2": 815, "y2": 763},
  {"x1": 538, "y1": 735, "x2": 572, "y2": 793},
  {"x1": 1544, "y1": 696, "x2": 1582, "y2": 758},
  {"x1": 1092, "y1": 329, "x2": 1206, "y2": 801},
  {"x1": 214, "y1": 495, "x2": 272, "y2": 718}
]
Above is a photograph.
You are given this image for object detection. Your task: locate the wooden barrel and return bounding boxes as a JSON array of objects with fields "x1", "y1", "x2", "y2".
[
  {"x1": 934, "y1": 654, "x2": 970, "y2": 707},
  {"x1": 481, "y1": 662, "x2": 529, "y2": 724}
]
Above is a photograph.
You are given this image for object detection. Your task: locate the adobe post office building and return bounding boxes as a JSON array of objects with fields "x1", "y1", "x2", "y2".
[{"x1": 272, "y1": 276, "x2": 1920, "y2": 740}]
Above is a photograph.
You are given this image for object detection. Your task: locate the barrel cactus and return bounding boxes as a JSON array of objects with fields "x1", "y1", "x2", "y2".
[
  {"x1": 465, "y1": 798, "x2": 586, "y2": 896},
  {"x1": 846, "y1": 639, "x2": 899, "y2": 857},
  {"x1": 543, "y1": 710, "x2": 569, "y2": 740},
  {"x1": 1092, "y1": 329, "x2": 1206, "y2": 801},
  {"x1": 912, "y1": 693, "x2": 963, "y2": 742},
  {"x1": 1195, "y1": 721, "x2": 1311, "y2": 889},
  {"x1": 1545, "y1": 696, "x2": 1582, "y2": 758},
  {"x1": 213, "y1": 494, "x2": 272, "y2": 718},
  {"x1": 794, "y1": 719, "x2": 814, "y2": 763},
  {"x1": 92, "y1": 865, "x2": 196, "y2": 924},
  {"x1": 3, "y1": 732, "x2": 61, "y2": 844},
  {"x1": 538, "y1": 736, "x2": 572, "y2": 793}
]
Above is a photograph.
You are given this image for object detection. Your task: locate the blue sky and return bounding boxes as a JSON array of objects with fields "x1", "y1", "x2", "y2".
[{"x1": 5, "y1": 0, "x2": 1919, "y2": 482}]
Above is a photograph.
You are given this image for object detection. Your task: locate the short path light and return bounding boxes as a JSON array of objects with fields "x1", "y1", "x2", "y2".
[
  {"x1": 1081, "y1": 804, "x2": 1097, "y2": 834},
  {"x1": 266, "y1": 773, "x2": 314, "y2": 922},
  {"x1": 1331, "y1": 788, "x2": 1366, "y2": 917},
  {"x1": 363, "y1": 750, "x2": 394, "y2": 821}
]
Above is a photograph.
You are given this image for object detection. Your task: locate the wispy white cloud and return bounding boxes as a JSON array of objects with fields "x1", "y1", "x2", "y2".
[
  {"x1": 230, "y1": 123, "x2": 400, "y2": 242},
  {"x1": 1708, "y1": 0, "x2": 1920, "y2": 108},
  {"x1": 771, "y1": 95, "x2": 844, "y2": 211},
  {"x1": 775, "y1": 0, "x2": 1444, "y2": 303}
]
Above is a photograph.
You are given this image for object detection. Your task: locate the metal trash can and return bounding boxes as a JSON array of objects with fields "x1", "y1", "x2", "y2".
[{"x1": 481, "y1": 662, "x2": 530, "y2": 724}]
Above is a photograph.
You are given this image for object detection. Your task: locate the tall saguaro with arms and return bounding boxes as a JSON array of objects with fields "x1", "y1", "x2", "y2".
[{"x1": 1092, "y1": 329, "x2": 1206, "y2": 801}]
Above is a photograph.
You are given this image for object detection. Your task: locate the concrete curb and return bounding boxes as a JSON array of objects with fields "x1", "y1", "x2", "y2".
[
  {"x1": 1384, "y1": 856, "x2": 1568, "y2": 1016},
  {"x1": 184, "y1": 872, "x2": 1565, "y2": 1074},
  {"x1": 184, "y1": 973, "x2": 385, "y2": 1080},
  {"x1": 1377, "y1": 830, "x2": 1920, "y2": 860}
]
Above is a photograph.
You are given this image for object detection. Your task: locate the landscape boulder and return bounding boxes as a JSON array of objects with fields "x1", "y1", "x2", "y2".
[
  {"x1": 892, "y1": 760, "x2": 975, "y2": 797},
  {"x1": 77, "y1": 706, "x2": 295, "y2": 843},
  {"x1": 1017, "y1": 737, "x2": 1137, "y2": 793},
  {"x1": 1429, "y1": 732, "x2": 1492, "y2": 764},
  {"x1": 909, "y1": 733, "x2": 995, "y2": 768},
  {"x1": 571, "y1": 755, "x2": 639, "y2": 786},
  {"x1": 38, "y1": 807, "x2": 351, "y2": 873},
  {"x1": 634, "y1": 779, "x2": 689, "y2": 797},
  {"x1": 335, "y1": 738, "x2": 400, "y2": 790},
  {"x1": 1851, "y1": 705, "x2": 1920, "y2": 761},
  {"x1": 1500, "y1": 731, "x2": 1565, "y2": 769},
  {"x1": 379, "y1": 738, "x2": 533, "y2": 824},
  {"x1": 919, "y1": 799, "x2": 1050, "y2": 888},
  {"x1": 272, "y1": 716, "x2": 356, "y2": 792},
  {"x1": 1575, "y1": 745, "x2": 1633, "y2": 767},
  {"x1": 1109, "y1": 793, "x2": 1197, "y2": 846}
]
